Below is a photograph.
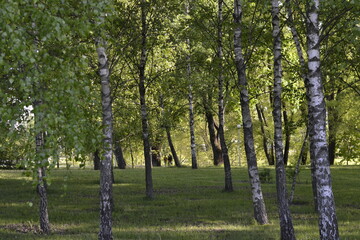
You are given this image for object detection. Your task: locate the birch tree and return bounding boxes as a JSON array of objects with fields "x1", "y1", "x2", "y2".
[
  {"x1": 217, "y1": 0, "x2": 233, "y2": 192},
  {"x1": 96, "y1": 39, "x2": 114, "y2": 239},
  {"x1": 139, "y1": 0, "x2": 154, "y2": 198},
  {"x1": 233, "y1": 0, "x2": 268, "y2": 225},
  {"x1": 271, "y1": 0, "x2": 295, "y2": 238},
  {"x1": 306, "y1": 0, "x2": 339, "y2": 239}
]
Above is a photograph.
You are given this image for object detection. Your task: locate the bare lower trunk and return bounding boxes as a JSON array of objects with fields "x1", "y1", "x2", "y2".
[
  {"x1": 289, "y1": 126, "x2": 309, "y2": 204},
  {"x1": 114, "y1": 142, "x2": 126, "y2": 169},
  {"x1": 283, "y1": 103, "x2": 291, "y2": 166},
  {"x1": 139, "y1": 0, "x2": 154, "y2": 199},
  {"x1": 94, "y1": 150, "x2": 101, "y2": 170},
  {"x1": 166, "y1": 127, "x2": 181, "y2": 167},
  {"x1": 205, "y1": 108, "x2": 223, "y2": 165},
  {"x1": 96, "y1": 39, "x2": 113, "y2": 240},
  {"x1": 256, "y1": 104, "x2": 274, "y2": 165},
  {"x1": 233, "y1": 0, "x2": 268, "y2": 224},
  {"x1": 217, "y1": 0, "x2": 233, "y2": 192},
  {"x1": 33, "y1": 97, "x2": 50, "y2": 234},
  {"x1": 306, "y1": 1, "x2": 339, "y2": 239},
  {"x1": 271, "y1": 0, "x2": 295, "y2": 238}
]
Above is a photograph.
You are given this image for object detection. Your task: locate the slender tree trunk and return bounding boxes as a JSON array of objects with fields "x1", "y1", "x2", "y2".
[
  {"x1": 165, "y1": 127, "x2": 181, "y2": 167},
  {"x1": 306, "y1": 1, "x2": 339, "y2": 239},
  {"x1": 186, "y1": 1, "x2": 197, "y2": 169},
  {"x1": 204, "y1": 106, "x2": 223, "y2": 165},
  {"x1": 327, "y1": 90, "x2": 338, "y2": 165},
  {"x1": 256, "y1": 104, "x2": 274, "y2": 165},
  {"x1": 96, "y1": 39, "x2": 113, "y2": 240},
  {"x1": 271, "y1": 1, "x2": 295, "y2": 238},
  {"x1": 114, "y1": 141, "x2": 126, "y2": 169},
  {"x1": 94, "y1": 150, "x2": 101, "y2": 170},
  {"x1": 233, "y1": 0, "x2": 268, "y2": 224},
  {"x1": 282, "y1": 102, "x2": 291, "y2": 166},
  {"x1": 289, "y1": 126, "x2": 309, "y2": 204},
  {"x1": 34, "y1": 102, "x2": 50, "y2": 234},
  {"x1": 139, "y1": 0, "x2": 154, "y2": 199},
  {"x1": 217, "y1": 0, "x2": 233, "y2": 192}
]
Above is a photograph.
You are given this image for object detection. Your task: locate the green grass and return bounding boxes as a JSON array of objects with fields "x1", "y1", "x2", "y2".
[{"x1": 0, "y1": 166, "x2": 359, "y2": 239}]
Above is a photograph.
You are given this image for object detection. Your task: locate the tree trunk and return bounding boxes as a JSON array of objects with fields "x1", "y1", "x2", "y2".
[
  {"x1": 204, "y1": 106, "x2": 223, "y2": 165},
  {"x1": 114, "y1": 141, "x2": 126, "y2": 169},
  {"x1": 139, "y1": 0, "x2": 154, "y2": 199},
  {"x1": 34, "y1": 105, "x2": 50, "y2": 234},
  {"x1": 256, "y1": 104, "x2": 274, "y2": 165},
  {"x1": 217, "y1": 0, "x2": 233, "y2": 192},
  {"x1": 306, "y1": 1, "x2": 339, "y2": 239},
  {"x1": 233, "y1": 0, "x2": 268, "y2": 224},
  {"x1": 289, "y1": 126, "x2": 309, "y2": 204},
  {"x1": 96, "y1": 39, "x2": 113, "y2": 240},
  {"x1": 327, "y1": 90, "x2": 338, "y2": 165},
  {"x1": 271, "y1": 0, "x2": 295, "y2": 238},
  {"x1": 282, "y1": 103, "x2": 291, "y2": 166},
  {"x1": 94, "y1": 150, "x2": 101, "y2": 170},
  {"x1": 166, "y1": 127, "x2": 181, "y2": 167},
  {"x1": 186, "y1": 1, "x2": 197, "y2": 169}
]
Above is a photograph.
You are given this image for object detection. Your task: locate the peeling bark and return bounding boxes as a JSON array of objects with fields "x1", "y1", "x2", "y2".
[
  {"x1": 306, "y1": 1, "x2": 339, "y2": 239},
  {"x1": 233, "y1": 0, "x2": 268, "y2": 224}
]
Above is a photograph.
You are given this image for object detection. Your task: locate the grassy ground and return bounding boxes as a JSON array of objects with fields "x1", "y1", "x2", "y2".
[{"x1": 0, "y1": 166, "x2": 359, "y2": 239}]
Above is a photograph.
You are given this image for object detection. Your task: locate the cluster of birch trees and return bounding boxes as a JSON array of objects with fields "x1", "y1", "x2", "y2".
[{"x1": 1, "y1": 0, "x2": 359, "y2": 239}]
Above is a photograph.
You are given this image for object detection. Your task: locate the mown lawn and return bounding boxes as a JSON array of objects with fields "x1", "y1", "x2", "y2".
[{"x1": 0, "y1": 166, "x2": 359, "y2": 239}]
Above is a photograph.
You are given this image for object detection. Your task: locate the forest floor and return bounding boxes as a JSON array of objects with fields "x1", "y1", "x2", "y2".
[{"x1": 0, "y1": 166, "x2": 359, "y2": 239}]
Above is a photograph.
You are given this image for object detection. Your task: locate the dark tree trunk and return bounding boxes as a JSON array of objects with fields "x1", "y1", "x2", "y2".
[
  {"x1": 283, "y1": 103, "x2": 291, "y2": 166},
  {"x1": 327, "y1": 91, "x2": 338, "y2": 165},
  {"x1": 233, "y1": 0, "x2": 268, "y2": 224},
  {"x1": 94, "y1": 150, "x2": 101, "y2": 170},
  {"x1": 96, "y1": 39, "x2": 113, "y2": 240},
  {"x1": 256, "y1": 104, "x2": 274, "y2": 165},
  {"x1": 166, "y1": 127, "x2": 181, "y2": 167},
  {"x1": 217, "y1": 0, "x2": 233, "y2": 192},
  {"x1": 114, "y1": 141, "x2": 126, "y2": 169},
  {"x1": 139, "y1": 0, "x2": 154, "y2": 199},
  {"x1": 306, "y1": 1, "x2": 339, "y2": 238},
  {"x1": 205, "y1": 108, "x2": 223, "y2": 165},
  {"x1": 271, "y1": 0, "x2": 296, "y2": 238}
]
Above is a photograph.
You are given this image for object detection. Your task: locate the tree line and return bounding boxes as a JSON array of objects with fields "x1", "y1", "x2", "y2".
[{"x1": 1, "y1": 0, "x2": 359, "y2": 239}]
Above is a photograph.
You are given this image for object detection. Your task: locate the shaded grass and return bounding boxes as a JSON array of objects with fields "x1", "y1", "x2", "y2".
[{"x1": 0, "y1": 166, "x2": 359, "y2": 239}]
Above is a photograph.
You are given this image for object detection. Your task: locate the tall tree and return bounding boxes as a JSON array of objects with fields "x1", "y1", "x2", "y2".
[
  {"x1": 139, "y1": 0, "x2": 154, "y2": 198},
  {"x1": 233, "y1": 0, "x2": 268, "y2": 225},
  {"x1": 271, "y1": 0, "x2": 295, "y2": 238},
  {"x1": 217, "y1": 0, "x2": 233, "y2": 192},
  {"x1": 306, "y1": 0, "x2": 339, "y2": 239},
  {"x1": 186, "y1": 0, "x2": 198, "y2": 169},
  {"x1": 96, "y1": 39, "x2": 114, "y2": 239}
]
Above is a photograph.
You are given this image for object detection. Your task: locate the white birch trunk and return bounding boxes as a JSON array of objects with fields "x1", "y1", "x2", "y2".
[
  {"x1": 271, "y1": 0, "x2": 295, "y2": 238},
  {"x1": 97, "y1": 40, "x2": 114, "y2": 240},
  {"x1": 306, "y1": 1, "x2": 339, "y2": 239},
  {"x1": 233, "y1": 0, "x2": 268, "y2": 224},
  {"x1": 186, "y1": 1, "x2": 198, "y2": 169}
]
